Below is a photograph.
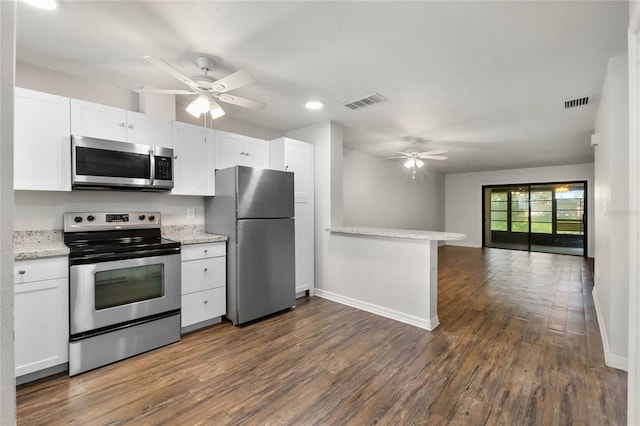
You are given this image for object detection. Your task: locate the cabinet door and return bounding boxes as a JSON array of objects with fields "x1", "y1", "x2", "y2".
[
  {"x1": 14, "y1": 88, "x2": 71, "y2": 191},
  {"x1": 125, "y1": 111, "x2": 172, "y2": 148},
  {"x1": 295, "y1": 201, "x2": 314, "y2": 293},
  {"x1": 172, "y1": 122, "x2": 214, "y2": 196},
  {"x1": 241, "y1": 136, "x2": 270, "y2": 168},
  {"x1": 283, "y1": 139, "x2": 313, "y2": 197},
  {"x1": 70, "y1": 99, "x2": 127, "y2": 142},
  {"x1": 15, "y1": 277, "x2": 69, "y2": 377},
  {"x1": 214, "y1": 130, "x2": 244, "y2": 170},
  {"x1": 181, "y1": 288, "x2": 226, "y2": 328}
]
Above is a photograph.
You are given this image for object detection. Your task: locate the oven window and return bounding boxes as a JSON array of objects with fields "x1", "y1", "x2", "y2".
[
  {"x1": 95, "y1": 264, "x2": 164, "y2": 310},
  {"x1": 76, "y1": 146, "x2": 150, "y2": 179}
]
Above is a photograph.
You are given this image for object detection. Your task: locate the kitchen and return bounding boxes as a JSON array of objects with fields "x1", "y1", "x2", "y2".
[{"x1": 0, "y1": 1, "x2": 636, "y2": 424}]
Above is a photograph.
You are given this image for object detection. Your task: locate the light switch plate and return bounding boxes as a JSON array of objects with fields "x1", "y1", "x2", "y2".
[{"x1": 187, "y1": 207, "x2": 196, "y2": 219}]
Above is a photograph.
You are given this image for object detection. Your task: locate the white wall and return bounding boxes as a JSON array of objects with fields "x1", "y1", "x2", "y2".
[
  {"x1": 627, "y1": 3, "x2": 640, "y2": 420},
  {"x1": 593, "y1": 54, "x2": 629, "y2": 370},
  {"x1": 445, "y1": 163, "x2": 595, "y2": 258},
  {"x1": 0, "y1": 1, "x2": 16, "y2": 423},
  {"x1": 287, "y1": 121, "x2": 343, "y2": 292},
  {"x1": 343, "y1": 148, "x2": 445, "y2": 231},
  {"x1": 14, "y1": 191, "x2": 205, "y2": 231}
]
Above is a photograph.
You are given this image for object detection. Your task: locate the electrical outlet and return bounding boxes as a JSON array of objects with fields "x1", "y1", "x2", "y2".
[{"x1": 187, "y1": 207, "x2": 196, "y2": 219}]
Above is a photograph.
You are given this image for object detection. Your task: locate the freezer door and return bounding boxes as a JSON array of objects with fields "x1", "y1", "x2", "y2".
[
  {"x1": 237, "y1": 166, "x2": 294, "y2": 219},
  {"x1": 236, "y1": 218, "x2": 295, "y2": 324}
]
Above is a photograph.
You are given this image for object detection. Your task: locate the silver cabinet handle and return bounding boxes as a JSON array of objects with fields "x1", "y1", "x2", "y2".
[
  {"x1": 203, "y1": 300, "x2": 208, "y2": 304},
  {"x1": 285, "y1": 165, "x2": 289, "y2": 170},
  {"x1": 128, "y1": 124, "x2": 134, "y2": 129},
  {"x1": 174, "y1": 155, "x2": 178, "y2": 160},
  {"x1": 119, "y1": 122, "x2": 126, "y2": 127},
  {"x1": 204, "y1": 268, "x2": 208, "y2": 272},
  {"x1": 204, "y1": 249, "x2": 208, "y2": 253},
  {"x1": 18, "y1": 270, "x2": 25, "y2": 275}
]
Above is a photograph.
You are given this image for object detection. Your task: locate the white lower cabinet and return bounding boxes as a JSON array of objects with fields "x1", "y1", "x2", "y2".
[
  {"x1": 181, "y1": 242, "x2": 226, "y2": 332},
  {"x1": 14, "y1": 257, "x2": 69, "y2": 378}
]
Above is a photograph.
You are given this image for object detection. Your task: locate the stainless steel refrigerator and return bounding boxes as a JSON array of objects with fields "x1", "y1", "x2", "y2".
[{"x1": 205, "y1": 166, "x2": 295, "y2": 325}]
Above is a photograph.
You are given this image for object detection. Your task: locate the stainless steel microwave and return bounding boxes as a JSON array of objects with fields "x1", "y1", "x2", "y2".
[{"x1": 71, "y1": 135, "x2": 174, "y2": 191}]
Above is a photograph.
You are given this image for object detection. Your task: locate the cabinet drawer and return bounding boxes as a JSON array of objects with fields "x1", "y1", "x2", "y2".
[
  {"x1": 181, "y1": 242, "x2": 225, "y2": 261},
  {"x1": 14, "y1": 257, "x2": 68, "y2": 284},
  {"x1": 181, "y1": 287, "x2": 225, "y2": 328},
  {"x1": 182, "y1": 257, "x2": 226, "y2": 294}
]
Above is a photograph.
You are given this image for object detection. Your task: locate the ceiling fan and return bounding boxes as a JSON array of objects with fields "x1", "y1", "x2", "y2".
[
  {"x1": 135, "y1": 56, "x2": 265, "y2": 119},
  {"x1": 385, "y1": 149, "x2": 448, "y2": 179}
]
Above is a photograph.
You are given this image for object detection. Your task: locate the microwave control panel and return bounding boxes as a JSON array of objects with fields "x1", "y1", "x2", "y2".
[{"x1": 155, "y1": 156, "x2": 173, "y2": 180}]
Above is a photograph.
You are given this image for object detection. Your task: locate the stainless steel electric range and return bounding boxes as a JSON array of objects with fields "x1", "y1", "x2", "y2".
[{"x1": 64, "y1": 211, "x2": 181, "y2": 376}]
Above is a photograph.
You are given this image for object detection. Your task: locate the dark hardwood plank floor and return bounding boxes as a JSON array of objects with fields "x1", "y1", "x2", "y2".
[{"x1": 17, "y1": 246, "x2": 627, "y2": 425}]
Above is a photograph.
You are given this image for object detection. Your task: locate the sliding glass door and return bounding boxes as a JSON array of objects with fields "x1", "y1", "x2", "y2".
[{"x1": 483, "y1": 181, "x2": 586, "y2": 256}]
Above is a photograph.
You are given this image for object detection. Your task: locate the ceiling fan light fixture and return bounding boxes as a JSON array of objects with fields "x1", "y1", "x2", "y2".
[
  {"x1": 404, "y1": 158, "x2": 415, "y2": 169},
  {"x1": 209, "y1": 100, "x2": 226, "y2": 120},
  {"x1": 186, "y1": 92, "x2": 211, "y2": 118},
  {"x1": 415, "y1": 158, "x2": 425, "y2": 168}
]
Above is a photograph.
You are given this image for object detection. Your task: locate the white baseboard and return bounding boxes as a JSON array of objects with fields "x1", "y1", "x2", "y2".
[
  {"x1": 592, "y1": 287, "x2": 628, "y2": 371},
  {"x1": 314, "y1": 288, "x2": 439, "y2": 331}
]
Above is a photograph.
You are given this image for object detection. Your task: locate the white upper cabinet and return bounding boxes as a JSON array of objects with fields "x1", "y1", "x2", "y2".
[
  {"x1": 14, "y1": 88, "x2": 71, "y2": 191},
  {"x1": 172, "y1": 122, "x2": 215, "y2": 196},
  {"x1": 70, "y1": 99, "x2": 172, "y2": 148},
  {"x1": 214, "y1": 130, "x2": 270, "y2": 170}
]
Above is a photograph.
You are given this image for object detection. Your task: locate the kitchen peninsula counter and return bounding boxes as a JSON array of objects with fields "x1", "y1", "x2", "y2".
[{"x1": 322, "y1": 226, "x2": 466, "y2": 331}]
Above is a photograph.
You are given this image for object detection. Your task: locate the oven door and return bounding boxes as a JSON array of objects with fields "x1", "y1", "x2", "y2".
[{"x1": 69, "y1": 253, "x2": 180, "y2": 336}]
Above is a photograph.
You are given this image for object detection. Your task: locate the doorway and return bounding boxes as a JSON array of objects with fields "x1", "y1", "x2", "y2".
[{"x1": 482, "y1": 181, "x2": 587, "y2": 256}]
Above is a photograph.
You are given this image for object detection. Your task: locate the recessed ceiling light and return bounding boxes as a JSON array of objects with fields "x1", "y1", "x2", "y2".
[
  {"x1": 20, "y1": 0, "x2": 58, "y2": 10},
  {"x1": 305, "y1": 101, "x2": 324, "y2": 110}
]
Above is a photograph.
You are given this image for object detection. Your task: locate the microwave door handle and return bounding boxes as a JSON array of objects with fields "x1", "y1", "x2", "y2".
[{"x1": 149, "y1": 149, "x2": 155, "y2": 186}]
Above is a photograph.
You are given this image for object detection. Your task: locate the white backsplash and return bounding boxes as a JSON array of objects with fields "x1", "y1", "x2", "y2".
[{"x1": 14, "y1": 190, "x2": 206, "y2": 231}]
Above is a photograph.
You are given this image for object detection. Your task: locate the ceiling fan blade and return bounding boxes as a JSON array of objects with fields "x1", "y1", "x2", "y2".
[
  {"x1": 384, "y1": 156, "x2": 410, "y2": 160},
  {"x1": 418, "y1": 149, "x2": 448, "y2": 157},
  {"x1": 216, "y1": 93, "x2": 265, "y2": 110},
  {"x1": 134, "y1": 88, "x2": 196, "y2": 95},
  {"x1": 210, "y1": 70, "x2": 256, "y2": 93},
  {"x1": 421, "y1": 155, "x2": 448, "y2": 160},
  {"x1": 396, "y1": 152, "x2": 412, "y2": 156},
  {"x1": 144, "y1": 56, "x2": 200, "y2": 91}
]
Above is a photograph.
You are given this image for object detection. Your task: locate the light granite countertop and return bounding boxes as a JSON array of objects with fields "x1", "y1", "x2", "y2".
[
  {"x1": 327, "y1": 226, "x2": 466, "y2": 241},
  {"x1": 162, "y1": 225, "x2": 228, "y2": 245},
  {"x1": 13, "y1": 226, "x2": 228, "y2": 260},
  {"x1": 14, "y1": 230, "x2": 69, "y2": 261}
]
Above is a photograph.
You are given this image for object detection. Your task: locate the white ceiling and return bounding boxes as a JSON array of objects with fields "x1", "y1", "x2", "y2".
[{"x1": 16, "y1": 1, "x2": 628, "y2": 173}]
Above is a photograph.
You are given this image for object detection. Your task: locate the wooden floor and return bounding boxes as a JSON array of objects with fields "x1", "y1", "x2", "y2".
[{"x1": 17, "y1": 246, "x2": 627, "y2": 425}]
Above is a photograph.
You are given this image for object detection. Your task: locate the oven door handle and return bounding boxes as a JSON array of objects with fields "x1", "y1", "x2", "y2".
[{"x1": 149, "y1": 149, "x2": 155, "y2": 186}]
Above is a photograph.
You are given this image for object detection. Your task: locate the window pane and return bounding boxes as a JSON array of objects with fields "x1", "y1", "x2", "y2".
[
  {"x1": 511, "y1": 222, "x2": 529, "y2": 232},
  {"x1": 557, "y1": 210, "x2": 583, "y2": 220},
  {"x1": 530, "y1": 191, "x2": 552, "y2": 201},
  {"x1": 491, "y1": 192, "x2": 508, "y2": 202},
  {"x1": 557, "y1": 199, "x2": 583, "y2": 210},
  {"x1": 491, "y1": 211, "x2": 507, "y2": 221},
  {"x1": 531, "y1": 212, "x2": 552, "y2": 222},
  {"x1": 557, "y1": 221, "x2": 584, "y2": 235},
  {"x1": 530, "y1": 201, "x2": 552, "y2": 212},
  {"x1": 491, "y1": 201, "x2": 507, "y2": 211},
  {"x1": 491, "y1": 221, "x2": 507, "y2": 231},
  {"x1": 511, "y1": 192, "x2": 529, "y2": 202},
  {"x1": 511, "y1": 211, "x2": 529, "y2": 222},
  {"x1": 531, "y1": 222, "x2": 552, "y2": 233}
]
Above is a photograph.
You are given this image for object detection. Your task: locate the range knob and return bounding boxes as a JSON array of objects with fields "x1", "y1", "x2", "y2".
[
  {"x1": 74, "y1": 216, "x2": 83, "y2": 223},
  {"x1": 87, "y1": 215, "x2": 95, "y2": 222},
  {"x1": 148, "y1": 215, "x2": 156, "y2": 221},
  {"x1": 138, "y1": 214, "x2": 146, "y2": 221}
]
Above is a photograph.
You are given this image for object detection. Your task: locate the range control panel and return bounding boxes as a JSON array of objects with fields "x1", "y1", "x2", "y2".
[{"x1": 64, "y1": 211, "x2": 161, "y2": 232}]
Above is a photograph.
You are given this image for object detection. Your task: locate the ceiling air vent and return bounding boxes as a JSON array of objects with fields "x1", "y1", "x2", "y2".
[
  {"x1": 564, "y1": 96, "x2": 589, "y2": 109},
  {"x1": 343, "y1": 93, "x2": 387, "y2": 111}
]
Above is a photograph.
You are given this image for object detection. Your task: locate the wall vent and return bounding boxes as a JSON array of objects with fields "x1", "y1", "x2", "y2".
[
  {"x1": 564, "y1": 96, "x2": 589, "y2": 109},
  {"x1": 343, "y1": 93, "x2": 387, "y2": 111}
]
